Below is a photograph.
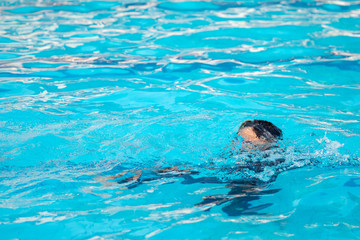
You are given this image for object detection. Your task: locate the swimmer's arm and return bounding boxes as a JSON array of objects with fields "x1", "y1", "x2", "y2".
[
  {"x1": 96, "y1": 165, "x2": 194, "y2": 187},
  {"x1": 95, "y1": 171, "x2": 128, "y2": 182}
]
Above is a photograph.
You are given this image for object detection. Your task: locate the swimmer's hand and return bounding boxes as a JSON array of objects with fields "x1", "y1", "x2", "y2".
[{"x1": 95, "y1": 169, "x2": 142, "y2": 186}]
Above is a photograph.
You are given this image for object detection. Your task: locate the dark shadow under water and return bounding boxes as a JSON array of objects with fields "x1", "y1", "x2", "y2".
[{"x1": 98, "y1": 150, "x2": 287, "y2": 217}]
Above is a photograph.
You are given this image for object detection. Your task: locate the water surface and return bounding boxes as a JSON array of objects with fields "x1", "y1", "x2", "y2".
[{"x1": 1, "y1": 0, "x2": 360, "y2": 239}]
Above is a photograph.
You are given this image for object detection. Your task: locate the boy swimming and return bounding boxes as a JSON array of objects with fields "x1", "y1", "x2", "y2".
[
  {"x1": 97, "y1": 119, "x2": 284, "y2": 215},
  {"x1": 98, "y1": 119, "x2": 283, "y2": 185}
]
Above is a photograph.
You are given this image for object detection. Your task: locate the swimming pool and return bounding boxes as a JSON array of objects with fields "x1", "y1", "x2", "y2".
[{"x1": 1, "y1": 0, "x2": 360, "y2": 239}]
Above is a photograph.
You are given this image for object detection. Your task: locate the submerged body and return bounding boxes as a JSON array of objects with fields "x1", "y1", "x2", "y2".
[{"x1": 98, "y1": 120, "x2": 286, "y2": 215}]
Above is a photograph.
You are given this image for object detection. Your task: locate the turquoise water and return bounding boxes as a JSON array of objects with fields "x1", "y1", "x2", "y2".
[{"x1": 1, "y1": 0, "x2": 360, "y2": 239}]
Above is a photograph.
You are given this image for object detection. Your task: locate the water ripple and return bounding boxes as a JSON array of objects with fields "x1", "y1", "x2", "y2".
[{"x1": 1, "y1": 0, "x2": 360, "y2": 239}]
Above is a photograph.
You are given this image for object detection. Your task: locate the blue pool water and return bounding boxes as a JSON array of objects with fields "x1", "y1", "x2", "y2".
[{"x1": 1, "y1": 0, "x2": 360, "y2": 239}]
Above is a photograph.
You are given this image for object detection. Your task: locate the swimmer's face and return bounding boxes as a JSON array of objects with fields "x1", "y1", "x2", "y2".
[{"x1": 238, "y1": 127, "x2": 273, "y2": 149}]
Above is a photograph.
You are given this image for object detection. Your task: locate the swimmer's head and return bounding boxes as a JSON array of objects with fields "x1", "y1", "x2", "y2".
[{"x1": 237, "y1": 120, "x2": 282, "y2": 147}]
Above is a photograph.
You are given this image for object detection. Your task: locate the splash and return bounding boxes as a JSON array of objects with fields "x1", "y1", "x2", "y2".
[{"x1": 196, "y1": 134, "x2": 359, "y2": 183}]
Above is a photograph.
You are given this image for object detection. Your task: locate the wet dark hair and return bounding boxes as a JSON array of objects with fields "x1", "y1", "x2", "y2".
[{"x1": 238, "y1": 119, "x2": 283, "y2": 141}]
